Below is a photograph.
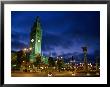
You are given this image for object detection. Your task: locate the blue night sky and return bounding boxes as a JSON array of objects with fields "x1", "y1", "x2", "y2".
[{"x1": 11, "y1": 11, "x2": 100, "y2": 59}]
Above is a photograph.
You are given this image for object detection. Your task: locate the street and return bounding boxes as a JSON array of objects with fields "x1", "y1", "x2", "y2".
[{"x1": 11, "y1": 71, "x2": 99, "y2": 77}]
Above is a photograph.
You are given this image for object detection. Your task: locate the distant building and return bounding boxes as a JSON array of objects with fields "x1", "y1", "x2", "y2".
[{"x1": 82, "y1": 47, "x2": 88, "y2": 72}]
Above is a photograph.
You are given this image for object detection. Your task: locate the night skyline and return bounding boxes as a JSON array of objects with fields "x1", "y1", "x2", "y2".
[{"x1": 11, "y1": 11, "x2": 100, "y2": 59}]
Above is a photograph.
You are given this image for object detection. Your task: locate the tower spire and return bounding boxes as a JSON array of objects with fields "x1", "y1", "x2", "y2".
[
  {"x1": 36, "y1": 16, "x2": 40, "y2": 23},
  {"x1": 30, "y1": 16, "x2": 42, "y2": 63}
]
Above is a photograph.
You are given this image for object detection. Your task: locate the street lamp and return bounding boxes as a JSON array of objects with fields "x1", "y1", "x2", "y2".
[
  {"x1": 23, "y1": 48, "x2": 27, "y2": 51},
  {"x1": 29, "y1": 47, "x2": 32, "y2": 51}
]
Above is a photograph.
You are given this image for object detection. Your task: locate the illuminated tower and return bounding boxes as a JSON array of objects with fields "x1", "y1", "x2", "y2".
[
  {"x1": 82, "y1": 47, "x2": 88, "y2": 72},
  {"x1": 30, "y1": 16, "x2": 42, "y2": 63}
]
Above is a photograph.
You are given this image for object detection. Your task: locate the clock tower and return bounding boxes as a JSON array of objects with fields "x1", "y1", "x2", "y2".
[{"x1": 30, "y1": 16, "x2": 42, "y2": 63}]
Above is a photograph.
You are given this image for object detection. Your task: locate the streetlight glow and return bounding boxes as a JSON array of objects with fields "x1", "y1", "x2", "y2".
[
  {"x1": 29, "y1": 47, "x2": 32, "y2": 50},
  {"x1": 23, "y1": 48, "x2": 27, "y2": 51}
]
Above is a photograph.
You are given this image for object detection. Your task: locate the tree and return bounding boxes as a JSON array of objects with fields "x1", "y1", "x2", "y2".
[
  {"x1": 48, "y1": 57, "x2": 55, "y2": 67},
  {"x1": 57, "y1": 59, "x2": 63, "y2": 72},
  {"x1": 16, "y1": 50, "x2": 24, "y2": 68},
  {"x1": 11, "y1": 52, "x2": 17, "y2": 69},
  {"x1": 34, "y1": 53, "x2": 41, "y2": 68}
]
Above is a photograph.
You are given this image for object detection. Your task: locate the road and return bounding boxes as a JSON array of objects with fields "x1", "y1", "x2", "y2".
[{"x1": 11, "y1": 71, "x2": 100, "y2": 77}]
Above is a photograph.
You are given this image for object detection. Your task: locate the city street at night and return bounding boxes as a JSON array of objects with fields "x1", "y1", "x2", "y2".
[{"x1": 11, "y1": 11, "x2": 100, "y2": 77}]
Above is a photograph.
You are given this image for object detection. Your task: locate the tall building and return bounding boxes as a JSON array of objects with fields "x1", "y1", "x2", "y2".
[
  {"x1": 82, "y1": 47, "x2": 88, "y2": 72},
  {"x1": 30, "y1": 16, "x2": 42, "y2": 63}
]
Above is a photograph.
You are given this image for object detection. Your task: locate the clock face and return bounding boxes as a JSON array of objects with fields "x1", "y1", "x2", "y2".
[
  {"x1": 31, "y1": 39, "x2": 34, "y2": 42},
  {"x1": 38, "y1": 40, "x2": 40, "y2": 42}
]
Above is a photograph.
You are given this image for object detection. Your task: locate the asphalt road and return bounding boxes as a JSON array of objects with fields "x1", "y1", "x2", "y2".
[{"x1": 11, "y1": 71, "x2": 100, "y2": 77}]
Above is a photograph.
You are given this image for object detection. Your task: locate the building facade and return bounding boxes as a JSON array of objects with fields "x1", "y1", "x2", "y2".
[{"x1": 30, "y1": 16, "x2": 42, "y2": 63}]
